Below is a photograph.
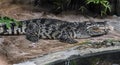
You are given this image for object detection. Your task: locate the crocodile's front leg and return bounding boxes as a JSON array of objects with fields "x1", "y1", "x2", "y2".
[
  {"x1": 58, "y1": 31, "x2": 78, "y2": 44},
  {"x1": 59, "y1": 35, "x2": 78, "y2": 44},
  {"x1": 26, "y1": 34, "x2": 39, "y2": 42}
]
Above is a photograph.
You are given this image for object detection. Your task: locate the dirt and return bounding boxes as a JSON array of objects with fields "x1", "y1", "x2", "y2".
[
  {"x1": 0, "y1": 1, "x2": 120, "y2": 64},
  {"x1": 1, "y1": 33, "x2": 119, "y2": 64},
  {"x1": 0, "y1": 54, "x2": 11, "y2": 65}
]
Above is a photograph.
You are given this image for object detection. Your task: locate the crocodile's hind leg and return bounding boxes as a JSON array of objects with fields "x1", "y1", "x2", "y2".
[
  {"x1": 25, "y1": 29, "x2": 41, "y2": 48},
  {"x1": 58, "y1": 31, "x2": 78, "y2": 44},
  {"x1": 25, "y1": 22, "x2": 40, "y2": 43}
]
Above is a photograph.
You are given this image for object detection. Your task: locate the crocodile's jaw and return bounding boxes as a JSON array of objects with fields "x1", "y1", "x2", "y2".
[{"x1": 86, "y1": 24, "x2": 110, "y2": 36}]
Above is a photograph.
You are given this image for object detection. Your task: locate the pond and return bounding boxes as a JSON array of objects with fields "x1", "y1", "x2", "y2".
[{"x1": 51, "y1": 50, "x2": 120, "y2": 65}]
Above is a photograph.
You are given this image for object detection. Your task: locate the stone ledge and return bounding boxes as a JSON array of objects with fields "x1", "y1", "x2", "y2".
[{"x1": 13, "y1": 42, "x2": 120, "y2": 65}]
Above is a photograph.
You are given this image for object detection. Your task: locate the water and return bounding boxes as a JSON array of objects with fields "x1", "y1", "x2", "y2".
[{"x1": 51, "y1": 51, "x2": 120, "y2": 65}]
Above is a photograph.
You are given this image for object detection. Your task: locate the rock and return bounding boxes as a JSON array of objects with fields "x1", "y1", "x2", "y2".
[
  {"x1": 13, "y1": 61, "x2": 36, "y2": 65},
  {"x1": 112, "y1": 42, "x2": 120, "y2": 46},
  {"x1": 112, "y1": 15, "x2": 118, "y2": 18},
  {"x1": 13, "y1": 45, "x2": 120, "y2": 65},
  {"x1": 106, "y1": 42, "x2": 112, "y2": 46},
  {"x1": 112, "y1": 64, "x2": 119, "y2": 65}
]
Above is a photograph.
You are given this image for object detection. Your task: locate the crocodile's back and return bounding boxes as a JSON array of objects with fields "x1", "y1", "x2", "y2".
[
  {"x1": 0, "y1": 18, "x2": 66, "y2": 35},
  {"x1": 25, "y1": 18, "x2": 73, "y2": 40}
]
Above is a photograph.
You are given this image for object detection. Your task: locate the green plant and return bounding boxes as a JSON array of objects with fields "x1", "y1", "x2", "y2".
[
  {"x1": 79, "y1": 6, "x2": 87, "y2": 13},
  {"x1": 86, "y1": 0, "x2": 111, "y2": 16},
  {"x1": 70, "y1": 60, "x2": 77, "y2": 65},
  {"x1": 103, "y1": 39, "x2": 120, "y2": 43},
  {"x1": 0, "y1": 16, "x2": 19, "y2": 29},
  {"x1": 81, "y1": 40, "x2": 91, "y2": 44},
  {"x1": 89, "y1": 57, "x2": 102, "y2": 65},
  {"x1": 53, "y1": 0, "x2": 69, "y2": 10}
]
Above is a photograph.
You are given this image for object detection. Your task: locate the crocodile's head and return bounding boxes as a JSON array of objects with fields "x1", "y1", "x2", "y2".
[{"x1": 85, "y1": 21, "x2": 110, "y2": 37}]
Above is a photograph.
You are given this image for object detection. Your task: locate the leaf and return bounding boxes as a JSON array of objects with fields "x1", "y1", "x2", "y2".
[{"x1": 0, "y1": 16, "x2": 19, "y2": 29}]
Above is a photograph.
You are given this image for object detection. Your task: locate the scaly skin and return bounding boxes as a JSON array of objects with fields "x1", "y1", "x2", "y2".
[{"x1": 0, "y1": 18, "x2": 109, "y2": 44}]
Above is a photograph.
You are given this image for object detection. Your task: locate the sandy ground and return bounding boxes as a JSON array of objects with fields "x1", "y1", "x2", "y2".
[
  {"x1": 0, "y1": 54, "x2": 10, "y2": 65},
  {"x1": 0, "y1": 1, "x2": 120, "y2": 64}
]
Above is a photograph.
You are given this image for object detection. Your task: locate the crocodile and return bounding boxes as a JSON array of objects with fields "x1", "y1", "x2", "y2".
[{"x1": 0, "y1": 18, "x2": 109, "y2": 44}]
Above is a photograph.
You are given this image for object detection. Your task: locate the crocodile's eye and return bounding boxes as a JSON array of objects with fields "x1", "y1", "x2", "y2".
[
  {"x1": 91, "y1": 26, "x2": 100, "y2": 31},
  {"x1": 87, "y1": 26, "x2": 101, "y2": 33}
]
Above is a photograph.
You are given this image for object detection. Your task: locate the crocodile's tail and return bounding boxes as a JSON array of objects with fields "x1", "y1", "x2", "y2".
[{"x1": 0, "y1": 20, "x2": 28, "y2": 35}]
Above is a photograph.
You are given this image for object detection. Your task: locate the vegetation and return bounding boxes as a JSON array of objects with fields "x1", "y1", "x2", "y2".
[
  {"x1": 103, "y1": 39, "x2": 120, "y2": 44},
  {"x1": 86, "y1": 0, "x2": 111, "y2": 16},
  {"x1": 32, "y1": 0, "x2": 111, "y2": 16},
  {"x1": 0, "y1": 0, "x2": 112, "y2": 28},
  {"x1": 80, "y1": 40, "x2": 91, "y2": 44},
  {"x1": 12, "y1": 0, "x2": 111, "y2": 16},
  {"x1": 70, "y1": 60, "x2": 77, "y2": 65},
  {"x1": 0, "y1": 16, "x2": 19, "y2": 29},
  {"x1": 50, "y1": 0, "x2": 86, "y2": 14}
]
